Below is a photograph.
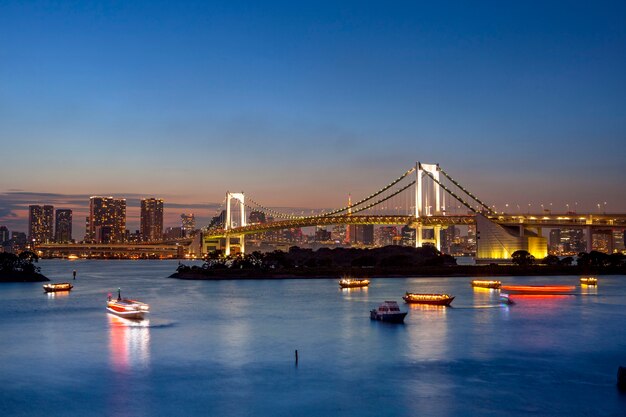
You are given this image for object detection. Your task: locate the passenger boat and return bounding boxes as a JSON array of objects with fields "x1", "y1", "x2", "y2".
[
  {"x1": 402, "y1": 292, "x2": 455, "y2": 306},
  {"x1": 370, "y1": 301, "x2": 407, "y2": 323},
  {"x1": 500, "y1": 293, "x2": 515, "y2": 305},
  {"x1": 471, "y1": 280, "x2": 501, "y2": 289},
  {"x1": 339, "y1": 278, "x2": 370, "y2": 288},
  {"x1": 500, "y1": 285, "x2": 575, "y2": 295},
  {"x1": 106, "y1": 289, "x2": 150, "y2": 320},
  {"x1": 43, "y1": 283, "x2": 73, "y2": 292},
  {"x1": 580, "y1": 277, "x2": 598, "y2": 286}
]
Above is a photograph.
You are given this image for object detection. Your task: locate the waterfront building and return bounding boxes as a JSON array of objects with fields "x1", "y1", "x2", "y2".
[
  {"x1": 549, "y1": 229, "x2": 561, "y2": 254},
  {"x1": 181, "y1": 213, "x2": 196, "y2": 237},
  {"x1": 441, "y1": 225, "x2": 457, "y2": 254},
  {"x1": 10, "y1": 231, "x2": 28, "y2": 253},
  {"x1": 140, "y1": 198, "x2": 164, "y2": 242},
  {"x1": 164, "y1": 227, "x2": 183, "y2": 240},
  {"x1": 248, "y1": 211, "x2": 266, "y2": 224},
  {"x1": 331, "y1": 225, "x2": 347, "y2": 244},
  {"x1": 377, "y1": 226, "x2": 399, "y2": 247},
  {"x1": 87, "y1": 197, "x2": 126, "y2": 243},
  {"x1": 54, "y1": 209, "x2": 72, "y2": 243},
  {"x1": 28, "y1": 205, "x2": 54, "y2": 245},
  {"x1": 400, "y1": 225, "x2": 416, "y2": 247},
  {"x1": 560, "y1": 228, "x2": 585, "y2": 254},
  {"x1": 592, "y1": 230, "x2": 613, "y2": 253},
  {"x1": 0, "y1": 226, "x2": 9, "y2": 243},
  {"x1": 314, "y1": 227, "x2": 332, "y2": 242}
]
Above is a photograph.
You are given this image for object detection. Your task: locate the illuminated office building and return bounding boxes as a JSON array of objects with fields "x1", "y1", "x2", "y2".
[
  {"x1": 140, "y1": 198, "x2": 164, "y2": 242},
  {"x1": 54, "y1": 209, "x2": 72, "y2": 243},
  {"x1": 28, "y1": 205, "x2": 54, "y2": 244},
  {"x1": 181, "y1": 213, "x2": 196, "y2": 237},
  {"x1": 87, "y1": 197, "x2": 126, "y2": 243}
]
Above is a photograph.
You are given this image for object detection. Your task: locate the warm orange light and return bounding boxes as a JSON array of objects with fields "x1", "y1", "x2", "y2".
[
  {"x1": 500, "y1": 285, "x2": 575, "y2": 294},
  {"x1": 471, "y1": 280, "x2": 502, "y2": 289}
]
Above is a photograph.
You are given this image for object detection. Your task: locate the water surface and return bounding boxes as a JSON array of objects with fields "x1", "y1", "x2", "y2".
[{"x1": 1, "y1": 260, "x2": 625, "y2": 416}]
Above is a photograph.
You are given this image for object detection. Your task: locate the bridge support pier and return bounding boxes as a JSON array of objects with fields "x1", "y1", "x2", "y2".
[
  {"x1": 414, "y1": 224, "x2": 442, "y2": 251},
  {"x1": 586, "y1": 226, "x2": 593, "y2": 253}
]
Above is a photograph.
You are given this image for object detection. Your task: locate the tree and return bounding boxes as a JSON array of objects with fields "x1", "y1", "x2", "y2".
[
  {"x1": 511, "y1": 250, "x2": 534, "y2": 266},
  {"x1": 542, "y1": 254, "x2": 560, "y2": 266}
]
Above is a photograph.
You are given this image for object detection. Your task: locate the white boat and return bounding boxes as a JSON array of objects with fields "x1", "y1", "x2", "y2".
[
  {"x1": 106, "y1": 289, "x2": 150, "y2": 320},
  {"x1": 370, "y1": 301, "x2": 407, "y2": 323}
]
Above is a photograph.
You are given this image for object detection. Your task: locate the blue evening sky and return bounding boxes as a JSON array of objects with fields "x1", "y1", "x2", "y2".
[{"x1": 1, "y1": 0, "x2": 625, "y2": 233}]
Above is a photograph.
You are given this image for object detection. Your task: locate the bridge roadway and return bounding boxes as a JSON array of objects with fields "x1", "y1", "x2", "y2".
[
  {"x1": 205, "y1": 212, "x2": 626, "y2": 238},
  {"x1": 36, "y1": 242, "x2": 188, "y2": 257},
  {"x1": 34, "y1": 212, "x2": 626, "y2": 256}
]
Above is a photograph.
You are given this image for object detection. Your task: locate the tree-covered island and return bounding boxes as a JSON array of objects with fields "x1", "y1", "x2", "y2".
[
  {"x1": 0, "y1": 251, "x2": 49, "y2": 282},
  {"x1": 171, "y1": 246, "x2": 626, "y2": 279}
]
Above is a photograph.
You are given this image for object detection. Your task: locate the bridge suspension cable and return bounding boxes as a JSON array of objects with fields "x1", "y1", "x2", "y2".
[
  {"x1": 243, "y1": 166, "x2": 417, "y2": 221},
  {"x1": 437, "y1": 167, "x2": 495, "y2": 215},
  {"x1": 420, "y1": 169, "x2": 495, "y2": 216}
]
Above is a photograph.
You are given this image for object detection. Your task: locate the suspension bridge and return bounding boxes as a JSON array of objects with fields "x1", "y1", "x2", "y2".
[
  {"x1": 201, "y1": 162, "x2": 626, "y2": 260},
  {"x1": 34, "y1": 161, "x2": 626, "y2": 260}
]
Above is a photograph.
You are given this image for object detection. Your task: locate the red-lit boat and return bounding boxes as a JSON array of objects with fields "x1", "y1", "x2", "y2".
[
  {"x1": 106, "y1": 289, "x2": 150, "y2": 320},
  {"x1": 43, "y1": 283, "x2": 73, "y2": 292},
  {"x1": 500, "y1": 285, "x2": 575, "y2": 295},
  {"x1": 402, "y1": 292, "x2": 455, "y2": 306}
]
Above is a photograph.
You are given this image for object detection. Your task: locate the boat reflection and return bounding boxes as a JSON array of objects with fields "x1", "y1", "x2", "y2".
[
  {"x1": 46, "y1": 291, "x2": 70, "y2": 298},
  {"x1": 340, "y1": 286, "x2": 369, "y2": 293},
  {"x1": 108, "y1": 315, "x2": 150, "y2": 372}
]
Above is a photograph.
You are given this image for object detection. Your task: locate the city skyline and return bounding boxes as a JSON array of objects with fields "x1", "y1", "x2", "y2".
[{"x1": 1, "y1": 1, "x2": 626, "y2": 235}]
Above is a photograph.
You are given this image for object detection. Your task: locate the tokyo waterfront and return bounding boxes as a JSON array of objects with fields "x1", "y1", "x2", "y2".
[{"x1": 1, "y1": 260, "x2": 625, "y2": 417}]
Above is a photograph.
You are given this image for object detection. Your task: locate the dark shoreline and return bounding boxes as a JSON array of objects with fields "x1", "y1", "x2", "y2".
[{"x1": 170, "y1": 265, "x2": 626, "y2": 280}]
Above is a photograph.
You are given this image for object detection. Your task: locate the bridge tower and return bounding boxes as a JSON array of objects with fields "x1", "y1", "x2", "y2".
[
  {"x1": 414, "y1": 162, "x2": 445, "y2": 250},
  {"x1": 224, "y1": 192, "x2": 246, "y2": 256}
]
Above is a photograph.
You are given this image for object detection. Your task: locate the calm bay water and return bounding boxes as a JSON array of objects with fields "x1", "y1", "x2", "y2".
[{"x1": 1, "y1": 260, "x2": 625, "y2": 416}]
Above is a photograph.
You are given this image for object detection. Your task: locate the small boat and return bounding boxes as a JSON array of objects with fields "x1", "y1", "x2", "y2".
[
  {"x1": 500, "y1": 285, "x2": 575, "y2": 295},
  {"x1": 402, "y1": 292, "x2": 455, "y2": 306},
  {"x1": 339, "y1": 278, "x2": 370, "y2": 288},
  {"x1": 106, "y1": 289, "x2": 150, "y2": 320},
  {"x1": 43, "y1": 283, "x2": 73, "y2": 293},
  {"x1": 471, "y1": 280, "x2": 502, "y2": 289},
  {"x1": 500, "y1": 293, "x2": 515, "y2": 305},
  {"x1": 580, "y1": 277, "x2": 598, "y2": 286},
  {"x1": 370, "y1": 301, "x2": 407, "y2": 323}
]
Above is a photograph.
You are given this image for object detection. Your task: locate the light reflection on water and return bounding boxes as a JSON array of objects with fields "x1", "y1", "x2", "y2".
[
  {"x1": 108, "y1": 315, "x2": 151, "y2": 372},
  {"x1": 0, "y1": 261, "x2": 625, "y2": 417}
]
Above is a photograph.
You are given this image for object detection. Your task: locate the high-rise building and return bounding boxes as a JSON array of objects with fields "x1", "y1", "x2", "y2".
[
  {"x1": 248, "y1": 211, "x2": 266, "y2": 224},
  {"x1": 440, "y1": 225, "x2": 458, "y2": 254},
  {"x1": 560, "y1": 228, "x2": 585, "y2": 254},
  {"x1": 0, "y1": 225, "x2": 9, "y2": 243},
  {"x1": 377, "y1": 226, "x2": 398, "y2": 246},
  {"x1": 87, "y1": 197, "x2": 126, "y2": 243},
  {"x1": 350, "y1": 224, "x2": 374, "y2": 245},
  {"x1": 140, "y1": 198, "x2": 164, "y2": 242},
  {"x1": 54, "y1": 209, "x2": 72, "y2": 243},
  {"x1": 28, "y1": 205, "x2": 54, "y2": 245},
  {"x1": 400, "y1": 226, "x2": 416, "y2": 247},
  {"x1": 181, "y1": 213, "x2": 196, "y2": 237},
  {"x1": 549, "y1": 229, "x2": 561, "y2": 254}
]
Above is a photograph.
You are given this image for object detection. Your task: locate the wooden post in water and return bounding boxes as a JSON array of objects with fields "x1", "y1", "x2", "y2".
[
  {"x1": 295, "y1": 349, "x2": 298, "y2": 366},
  {"x1": 618, "y1": 366, "x2": 626, "y2": 391}
]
